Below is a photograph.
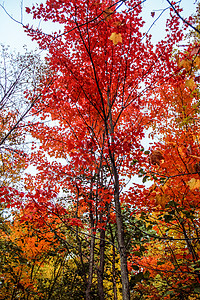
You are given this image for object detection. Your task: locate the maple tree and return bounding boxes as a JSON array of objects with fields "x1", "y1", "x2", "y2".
[
  {"x1": 21, "y1": 0, "x2": 187, "y2": 299},
  {"x1": 127, "y1": 42, "x2": 200, "y2": 298}
]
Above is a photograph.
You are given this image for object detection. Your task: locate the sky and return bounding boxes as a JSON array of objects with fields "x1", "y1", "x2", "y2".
[{"x1": 0, "y1": 0, "x2": 198, "y2": 54}]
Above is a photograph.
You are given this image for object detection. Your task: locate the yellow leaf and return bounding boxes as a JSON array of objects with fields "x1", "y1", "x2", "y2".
[
  {"x1": 109, "y1": 32, "x2": 122, "y2": 46},
  {"x1": 178, "y1": 146, "x2": 185, "y2": 158},
  {"x1": 185, "y1": 78, "x2": 196, "y2": 89},
  {"x1": 167, "y1": 141, "x2": 176, "y2": 147},
  {"x1": 188, "y1": 178, "x2": 200, "y2": 190},
  {"x1": 194, "y1": 56, "x2": 200, "y2": 69}
]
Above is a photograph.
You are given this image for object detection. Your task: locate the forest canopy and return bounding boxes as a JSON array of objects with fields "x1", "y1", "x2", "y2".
[{"x1": 0, "y1": 1, "x2": 200, "y2": 299}]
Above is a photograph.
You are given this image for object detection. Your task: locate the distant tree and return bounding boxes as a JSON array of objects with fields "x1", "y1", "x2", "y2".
[
  {"x1": 129, "y1": 43, "x2": 200, "y2": 299},
  {"x1": 0, "y1": 45, "x2": 47, "y2": 188}
]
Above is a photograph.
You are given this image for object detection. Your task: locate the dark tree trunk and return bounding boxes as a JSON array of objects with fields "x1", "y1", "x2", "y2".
[
  {"x1": 85, "y1": 231, "x2": 95, "y2": 300},
  {"x1": 86, "y1": 180, "x2": 95, "y2": 300},
  {"x1": 106, "y1": 93, "x2": 130, "y2": 300},
  {"x1": 109, "y1": 224, "x2": 118, "y2": 300},
  {"x1": 113, "y1": 170, "x2": 130, "y2": 300},
  {"x1": 97, "y1": 227, "x2": 105, "y2": 300}
]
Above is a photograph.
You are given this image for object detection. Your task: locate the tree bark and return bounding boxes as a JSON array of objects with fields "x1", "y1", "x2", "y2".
[
  {"x1": 109, "y1": 224, "x2": 118, "y2": 300},
  {"x1": 113, "y1": 167, "x2": 130, "y2": 300},
  {"x1": 86, "y1": 231, "x2": 95, "y2": 300},
  {"x1": 97, "y1": 227, "x2": 105, "y2": 300},
  {"x1": 106, "y1": 89, "x2": 130, "y2": 300},
  {"x1": 86, "y1": 179, "x2": 95, "y2": 300}
]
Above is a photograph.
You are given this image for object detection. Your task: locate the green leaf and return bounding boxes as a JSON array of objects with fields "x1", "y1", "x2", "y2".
[
  {"x1": 152, "y1": 174, "x2": 158, "y2": 180},
  {"x1": 142, "y1": 175, "x2": 149, "y2": 183},
  {"x1": 144, "y1": 150, "x2": 150, "y2": 155},
  {"x1": 164, "y1": 290, "x2": 175, "y2": 296},
  {"x1": 157, "y1": 261, "x2": 165, "y2": 265},
  {"x1": 143, "y1": 270, "x2": 150, "y2": 279},
  {"x1": 194, "y1": 287, "x2": 200, "y2": 293},
  {"x1": 131, "y1": 159, "x2": 138, "y2": 166},
  {"x1": 166, "y1": 200, "x2": 179, "y2": 208},
  {"x1": 147, "y1": 224, "x2": 152, "y2": 230},
  {"x1": 138, "y1": 168, "x2": 145, "y2": 175}
]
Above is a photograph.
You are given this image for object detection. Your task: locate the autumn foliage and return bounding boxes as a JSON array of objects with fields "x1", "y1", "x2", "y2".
[{"x1": 1, "y1": 0, "x2": 200, "y2": 299}]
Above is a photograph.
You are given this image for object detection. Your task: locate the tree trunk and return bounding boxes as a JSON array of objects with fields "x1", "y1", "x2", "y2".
[
  {"x1": 113, "y1": 170, "x2": 130, "y2": 300},
  {"x1": 97, "y1": 227, "x2": 105, "y2": 300},
  {"x1": 106, "y1": 91, "x2": 130, "y2": 300},
  {"x1": 109, "y1": 224, "x2": 118, "y2": 300},
  {"x1": 86, "y1": 183, "x2": 95, "y2": 300},
  {"x1": 86, "y1": 231, "x2": 95, "y2": 300}
]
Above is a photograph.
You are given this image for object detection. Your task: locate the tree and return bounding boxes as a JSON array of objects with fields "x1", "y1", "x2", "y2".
[
  {"x1": 0, "y1": 45, "x2": 46, "y2": 188},
  {"x1": 23, "y1": 0, "x2": 186, "y2": 299},
  {"x1": 0, "y1": 47, "x2": 56, "y2": 298},
  {"x1": 0, "y1": 204, "x2": 72, "y2": 300},
  {"x1": 128, "y1": 43, "x2": 200, "y2": 299}
]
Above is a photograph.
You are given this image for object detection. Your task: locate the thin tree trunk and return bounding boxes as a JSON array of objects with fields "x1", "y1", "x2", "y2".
[
  {"x1": 75, "y1": 183, "x2": 87, "y2": 290},
  {"x1": 109, "y1": 224, "x2": 118, "y2": 300},
  {"x1": 86, "y1": 179, "x2": 95, "y2": 300},
  {"x1": 113, "y1": 169, "x2": 130, "y2": 300},
  {"x1": 97, "y1": 227, "x2": 105, "y2": 300},
  {"x1": 107, "y1": 90, "x2": 130, "y2": 300},
  {"x1": 86, "y1": 225, "x2": 95, "y2": 300}
]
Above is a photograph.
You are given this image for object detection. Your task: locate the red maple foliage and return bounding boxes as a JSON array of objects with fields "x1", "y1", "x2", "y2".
[{"x1": 22, "y1": 0, "x2": 186, "y2": 298}]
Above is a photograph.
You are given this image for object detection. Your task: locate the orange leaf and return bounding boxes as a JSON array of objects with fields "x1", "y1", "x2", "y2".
[
  {"x1": 103, "y1": 8, "x2": 113, "y2": 20},
  {"x1": 109, "y1": 32, "x2": 122, "y2": 46}
]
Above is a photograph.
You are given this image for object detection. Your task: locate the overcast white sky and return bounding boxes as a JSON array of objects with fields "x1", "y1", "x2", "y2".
[{"x1": 0, "y1": 0, "x2": 198, "y2": 54}]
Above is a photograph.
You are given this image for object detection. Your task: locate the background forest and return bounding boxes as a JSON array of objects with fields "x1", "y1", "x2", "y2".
[{"x1": 0, "y1": 0, "x2": 200, "y2": 299}]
